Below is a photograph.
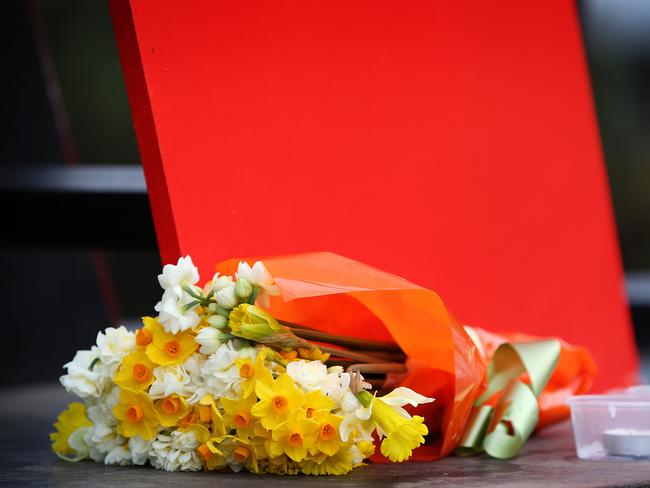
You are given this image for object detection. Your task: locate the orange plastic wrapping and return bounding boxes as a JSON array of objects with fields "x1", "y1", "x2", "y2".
[{"x1": 216, "y1": 252, "x2": 597, "y2": 460}]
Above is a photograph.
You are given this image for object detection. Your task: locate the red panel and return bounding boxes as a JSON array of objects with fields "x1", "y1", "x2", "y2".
[{"x1": 110, "y1": 0, "x2": 639, "y2": 390}]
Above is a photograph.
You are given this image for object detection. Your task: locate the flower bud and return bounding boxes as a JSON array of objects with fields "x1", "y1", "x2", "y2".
[
  {"x1": 228, "y1": 304, "x2": 284, "y2": 341},
  {"x1": 207, "y1": 314, "x2": 228, "y2": 330},
  {"x1": 235, "y1": 278, "x2": 253, "y2": 301},
  {"x1": 215, "y1": 282, "x2": 238, "y2": 309}
]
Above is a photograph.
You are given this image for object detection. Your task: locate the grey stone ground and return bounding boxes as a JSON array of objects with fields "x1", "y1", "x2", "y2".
[{"x1": 1, "y1": 359, "x2": 648, "y2": 488}]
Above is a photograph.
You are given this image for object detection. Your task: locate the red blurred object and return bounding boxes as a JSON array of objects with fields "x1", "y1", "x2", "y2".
[{"x1": 111, "y1": 0, "x2": 638, "y2": 391}]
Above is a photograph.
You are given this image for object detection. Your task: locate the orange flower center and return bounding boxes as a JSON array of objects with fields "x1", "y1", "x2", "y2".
[
  {"x1": 272, "y1": 395, "x2": 288, "y2": 413},
  {"x1": 233, "y1": 446, "x2": 250, "y2": 463},
  {"x1": 198, "y1": 405, "x2": 212, "y2": 423},
  {"x1": 288, "y1": 432, "x2": 304, "y2": 447},
  {"x1": 136, "y1": 328, "x2": 153, "y2": 347},
  {"x1": 320, "y1": 423, "x2": 336, "y2": 441},
  {"x1": 306, "y1": 407, "x2": 315, "y2": 418},
  {"x1": 233, "y1": 411, "x2": 251, "y2": 428},
  {"x1": 126, "y1": 405, "x2": 144, "y2": 423},
  {"x1": 179, "y1": 411, "x2": 197, "y2": 428},
  {"x1": 239, "y1": 363, "x2": 254, "y2": 378},
  {"x1": 161, "y1": 397, "x2": 181, "y2": 414},
  {"x1": 196, "y1": 443, "x2": 212, "y2": 461},
  {"x1": 132, "y1": 363, "x2": 150, "y2": 383},
  {"x1": 164, "y1": 340, "x2": 181, "y2": 357}
]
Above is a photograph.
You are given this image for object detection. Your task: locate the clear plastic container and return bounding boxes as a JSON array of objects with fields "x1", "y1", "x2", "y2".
[{"x1": 567, "y1": 391, "x2": 650, "y2": 460}]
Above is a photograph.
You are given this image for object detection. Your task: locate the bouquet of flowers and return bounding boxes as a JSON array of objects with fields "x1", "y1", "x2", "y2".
[{"x1": 51, "y1": 257, "x2": 435, "y2": 475}]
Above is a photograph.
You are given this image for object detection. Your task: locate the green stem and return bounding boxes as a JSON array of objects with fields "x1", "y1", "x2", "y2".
[
  {"x1": 247, "y1": 287, "x2": 261, "y2": 305},
  {"x1": 182, "y1": 284, "x2": 211, "y2": 305},
  {"x1": 181, "y1": 299, "x2": 201, "y2": 312}
]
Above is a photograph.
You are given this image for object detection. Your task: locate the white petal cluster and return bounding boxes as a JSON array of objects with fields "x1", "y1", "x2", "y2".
[
  {"x1": 339, "y1": 393, "x2": 373, "y2": 442},
  {"x1": 104, "y1": 445, "x2": 132, "y2": 466},
  {"x1": 60, "y1": 326, "x2": 135, "y2": 399},
  {"x1": 60, "y1": 349, "x2": 108, "y2": 398},
  {"x1": 128, "y1": 436, "x2": 153, "y2": 465},
  {"x1": 200, "y1": 341, "x2": 256, "y2": 399},
  {"x1": 148, "y1": 354, "x2": 205, "y2": 403},
  {"x1": 158, "y1": 255, "x2": 200, "y2": 299},
  {"x1": 149, "y1": 430, "x2": 202, "y2": 472},
  {"x1": 96, "y1": 326, "x2": 136, "y2": 373},
  {"x1": 66, "y1": 426, "x2": 92, "y2": 460},
  {"x1": 286, "y1": 360, "x2": 328, "y2": 391},
  {"x1": 84, "y1": 389, "x2": 124, "y2": 462},
  {"x1": 154, "y1": 256, "x2": 202, "y2": 334},
  {"x1": 236, "y1": 261, "x2": 280, "y2": 307}
]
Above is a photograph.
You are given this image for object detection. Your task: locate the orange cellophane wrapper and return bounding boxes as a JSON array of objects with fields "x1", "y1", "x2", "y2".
[{"x1": 216, "y1": 252, "x2": 597, "y2": 461}]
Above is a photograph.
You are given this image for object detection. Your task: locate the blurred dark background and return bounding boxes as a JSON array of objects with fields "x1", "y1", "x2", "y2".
[{"x1": 1, "y1": 0, "x2": 648, "y2": 385}]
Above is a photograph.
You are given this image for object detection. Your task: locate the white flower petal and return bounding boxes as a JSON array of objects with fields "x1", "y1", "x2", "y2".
[{"x1": 380, "y1": 387, "x2": 434, "y2": 408}]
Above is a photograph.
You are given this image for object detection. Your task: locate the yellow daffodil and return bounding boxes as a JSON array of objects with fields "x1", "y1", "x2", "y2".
[
  {"x1": 153, "y1": 394, "x2": 191, "y2": 427},
  {"x1": 113, "y1": 389, "x2": 160, "y2": 440},
  {"x1": 194, "y1": 424, "x2": 226, "y2": 471},
  {"x1": 357, "y1": 439, "x2": 376, "y2": 459},
  {"x1": 144, "y1": 317, "x2": 197, "y2": 366},
  {"x1": 50, "y1": 403, "x2": 92, "y2": 459},
  {"x1": 177, "y1": 409, "x2": 198, "y2": 429},
  {"x1": 357, "y1": 390, "x2": 428, "y2": 462},
  {"x1": 252, "y1": 420, "x2": 273, "y2": 458},
  {"x1": 311, "y1": 412, "x2": 343, "y2": 456},
  {"x1": 303, "y1": 390, "x2": 334, "y2": 420},
  {"x1": 301, "y1": 445, "x2": 354, "y2": 476},
  {"x1": 135, "y1": 318, "x2": 154, "y2": 348},
  {"x1": 114, "y1": 349, "x2": 156, "y2": 392},
  {"x1": 249, "y1": 430, "x2": 270, "y2": 461},
  {"x1": 259, "y1": 455, "x2": 303, "y2": 475},
  {"x1": 228, "y1": 304, "x2": 285, "y2": 341},
  {"x1": 268, "y1": 411, "x2": 319, "y2": 462},
  {"x1": 221, "y1": 393, "x2": 257, "y2": 438},
  {"x1": 199, "y1": 394, "x2": 226, "y2": 437},
  {"x1": 234, "y1": 347, "x2": 271, "y2": 398},
  {"x1": 207, "y1": 435, "x2": 260, "y2": 473},
  {"x1": 251, "y1": 373, "x2": 303, "y2": 429}
]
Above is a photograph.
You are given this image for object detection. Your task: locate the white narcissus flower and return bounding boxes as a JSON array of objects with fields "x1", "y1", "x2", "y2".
[
  {"x1": 66, "y1": 426, "x2": 92, "y2": 460},
  {"x1": 286, "y1": 360, "x2": 328, "y2": 391},
  {"x1": 157, "y1": 255, "x2": 200, "y2": 301},
  {"x1": 60, "y1": 349, "x2": 108, "y2": 398},
  {"x1": 318, "y1": 370, "x2": 353, "y2": 407},
  {"x1": 378, "y1": 387, "x2": 434, "y2": 418},
  {"x1": 95, "y1": 326, "x2": 136, "y2": 369},
  {"x1": 181, "y1": 353, "x2": 207, "y2": 404},
  {"x1": 195, "y1": 327, "x2": 222, "y2": 355},
  {"x1": 154, "y1": 295, "x2": 201, "y2": 335},
  {"x1": 148, "y1": 365, "x2": 193, "y2": 400},
  {"x1": 200, "y1": 342, "x2": 256, "y2": 399},
  {"x1": 84, "y1": 391, "x2": 124, "y2": 462},
  {"x1": 128, "y1": 436, "x2": 153, "y2": 465},
  {"x1": 339, "y1": 391, "x2": 373, "y2": 442},
  {"x1": 235, "y1": 261, "x2": 280, "y2": 307},
  {"x1": 148, "y1": 354, "x2": 205, "y2": 403},
  {"x1": 154, "y1": 256, "x2": 203, "y2": 334},
  {"x1": 149, "y1": 430, "x2": 202, "y2": 472},
  {"x1": 214, "y1": 280, "x2": 238, "y2": 309},
  {"x1": 211, "y1": 274, "x2": 233, "y2": 292},
  {"x1": 349, "y1": 444, "x2": 365, "y2": 465},
  {"x1": 104, "y1": 445, "x2": 132, "y2": 466}
]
